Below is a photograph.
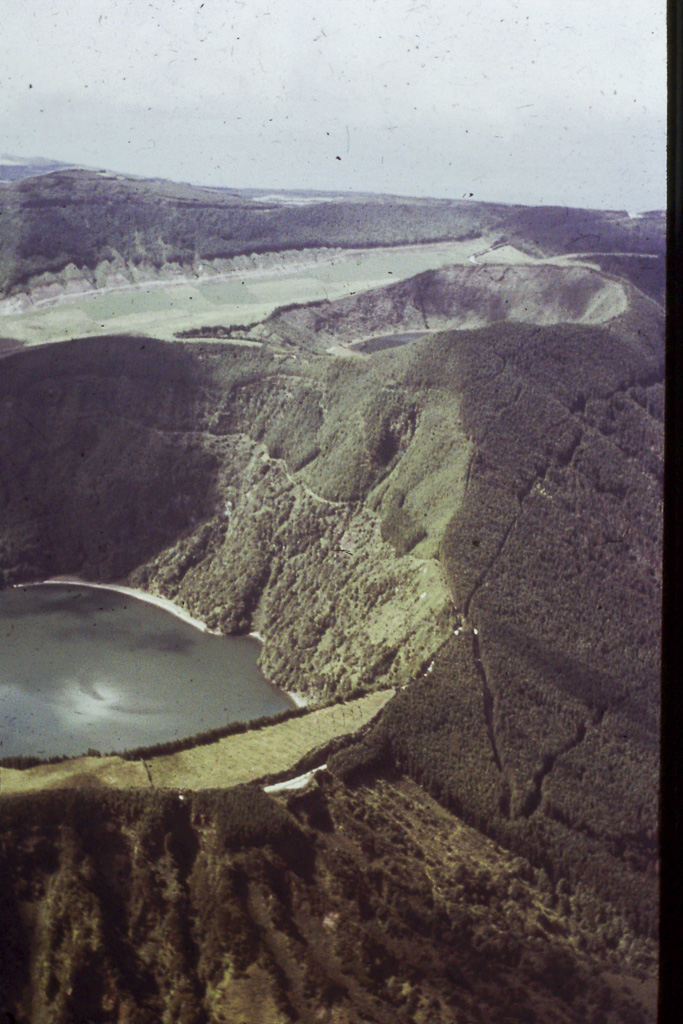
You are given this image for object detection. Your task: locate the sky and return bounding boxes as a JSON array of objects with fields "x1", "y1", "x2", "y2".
[{"x1": 0, "y1": 0, "x2": 666, "y2": 210}]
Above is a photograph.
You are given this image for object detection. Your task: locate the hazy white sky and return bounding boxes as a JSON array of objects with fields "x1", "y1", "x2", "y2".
[{"x1": 0, "y1": 0, "x2": 666, "y2": 209}]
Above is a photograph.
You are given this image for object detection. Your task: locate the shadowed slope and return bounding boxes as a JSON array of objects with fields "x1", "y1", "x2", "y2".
[{"x1": 0, "y1": 187, "x2": 663, "y2": 1023}]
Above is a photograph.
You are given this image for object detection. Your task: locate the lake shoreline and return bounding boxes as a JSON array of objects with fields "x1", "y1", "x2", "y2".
[{"x1": 16, "y1": 576, "x2": 217, "y2": 634}]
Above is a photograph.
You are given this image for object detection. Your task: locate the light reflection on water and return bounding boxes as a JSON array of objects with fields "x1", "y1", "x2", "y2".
[{"x1": 0, "y1": 584, "x2": 293, "y2": 758}]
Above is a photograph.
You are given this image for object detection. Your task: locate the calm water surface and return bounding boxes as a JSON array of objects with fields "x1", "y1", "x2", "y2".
[{"x1": 0, "y1": 584, "x2": 294, "y2": 759}]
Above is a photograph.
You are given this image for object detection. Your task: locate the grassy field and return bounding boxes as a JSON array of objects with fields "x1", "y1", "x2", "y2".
[
  {"x1": 0, "y1": 239, "x2": 488, "y2": 345},
  {"x1": 0, "y1": 239, "x2": 625, "y2": 348},
  {"x1": 0, "y1": 689, "x2": 394, "y2": 794}
]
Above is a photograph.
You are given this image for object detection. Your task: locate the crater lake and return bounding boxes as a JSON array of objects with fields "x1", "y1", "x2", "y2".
[{"x1": 0, "y1": 583, "x2": 295, "y2": 759}]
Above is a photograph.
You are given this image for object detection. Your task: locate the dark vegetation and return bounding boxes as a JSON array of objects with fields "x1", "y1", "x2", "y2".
[
  {"x1": 0, "y1": 169, "x2": 494, "y2": 295},
  {"x1": 0, "y1": 337, "x2": 220, "y2": 582},
  {"x1": 0, "y1": 777, "x2": 657, "y2": 1024},
  {"x1": 329, "y1": 293, "x2": 663, "y2": 945},
  {"x1": 0, "y1": 334, "x2": 26, "y2": 357},
  {"x1": 176, "y1": 320, "x2": 261, "y2": 339},
  {"x1": 495, "y1": 206, "x2": 665, "y2": 259},
  {"x1": 0, "y1": 334, "x2": 450, "y2": 702},
  {"x1": 0, "y1": 294, "x2": 662, "y2": 967},
  {"x1": 575, "y1": 253, "x2": 666, "y2": 305}
]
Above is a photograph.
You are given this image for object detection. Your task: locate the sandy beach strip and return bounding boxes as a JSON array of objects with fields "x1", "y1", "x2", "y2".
[{"x1": 16, "y1": 575, "x2": 217, "y2": 634}]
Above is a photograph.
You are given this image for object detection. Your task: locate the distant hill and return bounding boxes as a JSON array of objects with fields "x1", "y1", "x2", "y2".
[
  {"x1": 0, "y1": 154, "x2": 77, "y2": 183},
  {"x1": 0, "y1": 166, "x2": 665, "y2": 303}
]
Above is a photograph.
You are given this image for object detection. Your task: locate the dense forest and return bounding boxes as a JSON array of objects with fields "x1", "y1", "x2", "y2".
[{"x1": 1, "y1": 777, "x2": 658, "y2": 1024}]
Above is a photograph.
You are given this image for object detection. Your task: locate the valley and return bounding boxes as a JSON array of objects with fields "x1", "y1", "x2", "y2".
[
  {"x1": 0, "y1": 240, "x2": 485, "y2": 344},
  {"x1": 0, "y1": 167, "x2": 664, "y2": 1024},
  {"x1": 0, "y1": 237, "x2": 639, "y2": 349}
]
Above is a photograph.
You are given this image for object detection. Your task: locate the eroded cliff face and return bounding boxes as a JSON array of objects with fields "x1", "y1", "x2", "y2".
[{"x1": 0, "y1": 247, "x2": 345, "y2": 315}]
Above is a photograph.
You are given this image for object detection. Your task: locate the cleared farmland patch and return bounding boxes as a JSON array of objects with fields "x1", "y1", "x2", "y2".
[
  {"x1": 0, "y1": 689, "x2": 394, "y2": 794},
  {"x1": 148, "y1": 688, "x2": 394, "y2": 789},
  {"x1": 0, "y1": 239, "x2": 489, "y2": 345}
]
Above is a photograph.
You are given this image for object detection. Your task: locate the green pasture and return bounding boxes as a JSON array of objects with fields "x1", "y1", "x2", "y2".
[
  {"x1": 0, "y1": 239, "x2": 488, "y2": 346},
  {"x1": 0, "y1": 689, "x2": 394, "y2": 794}
]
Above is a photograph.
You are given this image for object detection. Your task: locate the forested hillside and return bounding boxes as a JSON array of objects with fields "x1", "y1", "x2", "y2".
[
  {"x1": 0, "y1": 168, "x2": 665, "y2": 299},
  {"x1": 0, "y1": 169, "x2": 663, "y2": 1023}
]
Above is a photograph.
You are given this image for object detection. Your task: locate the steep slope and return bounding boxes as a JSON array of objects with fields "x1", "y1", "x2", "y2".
[
  {"x1": 0, "y1": 168, "x2": 493, "y2": 300},
  {"x1": 332, "y1": 288, "x2": 663, "y2": 943},
  {"x1": 0, "y1": 279, "x2": 662, "y2": 919},
  {"x1": 0, "y1": 337, "x2": 462, "y2": 700},
  {"x1": 250, "y1": 261, "x2": 629, "y2": 351},
  {"x1": 1, "y1": 779, "x2": 657, "y2": 1024}
]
